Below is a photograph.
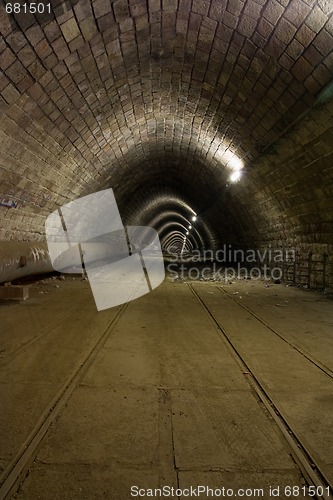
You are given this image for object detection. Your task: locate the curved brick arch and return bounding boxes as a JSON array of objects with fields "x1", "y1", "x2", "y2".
[{"x1": 0, "y1": 0, "x2": 332, "y2": 260}]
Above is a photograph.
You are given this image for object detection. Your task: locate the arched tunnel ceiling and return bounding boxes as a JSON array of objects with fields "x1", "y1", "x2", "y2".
[{"x1": 0, "y1": 0, "x2": 333, "y2": 250}]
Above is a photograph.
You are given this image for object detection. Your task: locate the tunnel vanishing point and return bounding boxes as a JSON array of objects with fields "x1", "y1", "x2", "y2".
[{"x1": 0, "y1": 0, "x2": 333, "y2": 284}]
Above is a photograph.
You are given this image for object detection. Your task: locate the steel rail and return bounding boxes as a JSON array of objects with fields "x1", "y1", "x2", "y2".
[
  {"x1": 0, "y1": 302, "x2": 128, "y2": 500},
  {"x1": 188, "y1": 283, "x2": 333, "y2": 500}
]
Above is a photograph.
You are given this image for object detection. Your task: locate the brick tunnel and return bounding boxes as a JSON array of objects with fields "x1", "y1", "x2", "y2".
[{"x1": 0, "y1": 1, "x2": 333, "y2": 499}]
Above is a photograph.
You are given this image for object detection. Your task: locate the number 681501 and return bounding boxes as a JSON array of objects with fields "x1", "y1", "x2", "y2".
[{"x1": 5, "y1": 3, "x2": 51, "y2": 14}]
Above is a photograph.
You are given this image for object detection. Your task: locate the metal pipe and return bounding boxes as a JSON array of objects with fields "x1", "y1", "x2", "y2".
[
  {"x1": 0, "y1": 241, "x2": 53, "y2": 284},
  {"x1": 0, "y1": 234, "x2": 161, "y2": 283}
]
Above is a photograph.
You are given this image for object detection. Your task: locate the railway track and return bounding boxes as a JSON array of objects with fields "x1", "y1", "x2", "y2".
[
  {"x1": 188, "y1": 282, "x2": 333, "y2": 500},
  {"x1": 218, "y1": 285, "x2": 333, "y2": 381},
  {"x1": 0, "y1": 297, "x2": 87, "y2": 366},
  {"x1": 0, "y1": 302, "x2": 128, "y2": 500},
  {"x1": 1, "y1": 281, "x2": 332, "y2": 499}
]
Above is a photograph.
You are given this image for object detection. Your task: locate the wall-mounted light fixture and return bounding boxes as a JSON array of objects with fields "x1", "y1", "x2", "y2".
[{"x1": 229, "y1": 169, "x2": 242, "y2": 182}]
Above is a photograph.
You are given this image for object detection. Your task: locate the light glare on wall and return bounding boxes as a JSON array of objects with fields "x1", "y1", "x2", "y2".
[{"x1": 228, "y1": 156, "x2": 243, "y2": 171}]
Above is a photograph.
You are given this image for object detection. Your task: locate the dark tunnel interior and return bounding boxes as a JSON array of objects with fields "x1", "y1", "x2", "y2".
[
  {"x1": 0, "y1": 0, "x2": 333, "y2": 281},
  {"x1": 2, "y1": 2, "x2": 333, "y2": 498}
]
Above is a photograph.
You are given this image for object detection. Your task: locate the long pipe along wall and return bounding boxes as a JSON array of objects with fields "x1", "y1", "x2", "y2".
[{"x1": 0, "y1": 242, "x2": 53, "y2": 284}]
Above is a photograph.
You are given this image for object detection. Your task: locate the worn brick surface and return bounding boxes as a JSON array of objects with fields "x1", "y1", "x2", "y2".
[{"x1": 0, "y1": 0, "x2": 332, "y2": 289}]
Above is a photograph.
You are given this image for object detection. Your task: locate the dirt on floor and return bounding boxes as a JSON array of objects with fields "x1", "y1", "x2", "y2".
[{"x1": 0, "y1": 269, "x2": 332, "y2": 499}]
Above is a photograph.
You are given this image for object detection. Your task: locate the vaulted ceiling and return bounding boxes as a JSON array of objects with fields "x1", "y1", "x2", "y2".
[{"x1": 0, "y1": 0, "x2": 332, "y2": 251}]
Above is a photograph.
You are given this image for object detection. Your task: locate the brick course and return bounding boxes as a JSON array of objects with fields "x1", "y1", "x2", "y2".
[{"x1": 0, "y1": 0, "x2": 332, "y2": 287}]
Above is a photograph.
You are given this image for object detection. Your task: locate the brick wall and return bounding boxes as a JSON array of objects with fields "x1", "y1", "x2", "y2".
[{"x1": 0, "y1": 0, "x2": 332, "y2": 289}]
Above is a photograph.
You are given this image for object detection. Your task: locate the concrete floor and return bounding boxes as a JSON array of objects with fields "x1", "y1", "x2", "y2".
[{"x1": 0, "y1": 274, "x2": 333, "y2": 499}]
